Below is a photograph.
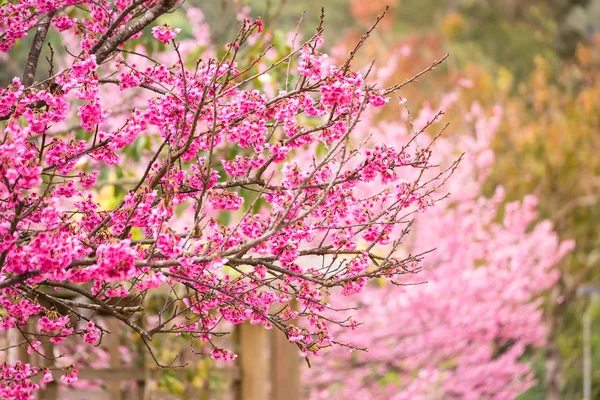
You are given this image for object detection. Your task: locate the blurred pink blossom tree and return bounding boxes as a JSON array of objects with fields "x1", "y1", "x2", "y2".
[{"x1": 306, "y1": 101, "x2": 574, "y2": 399}]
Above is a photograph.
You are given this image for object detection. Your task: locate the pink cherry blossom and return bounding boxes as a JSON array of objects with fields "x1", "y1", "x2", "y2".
[
  {"x1": 42, "y1": 370, "x2": 53, "y2": 384},
  {"x1": 151, "y1": 24, "x2": 181, "y2": 44},
  {"x1": 60, "y1": 368, "x2": 78, "y2": 384}
]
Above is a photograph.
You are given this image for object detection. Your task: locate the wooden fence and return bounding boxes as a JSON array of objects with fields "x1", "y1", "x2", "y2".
[
  {"x1": 1, "y1": 280, "x2": 305, "y2": 399},
  {"x1": 6, "y1": 317, "x2": 301, "y2": 400}
]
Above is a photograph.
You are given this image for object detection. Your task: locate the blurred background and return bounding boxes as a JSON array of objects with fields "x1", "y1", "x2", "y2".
[
  {"x1": 190, "y1": 1, "x2": 600, "y2": 398},
  {"x1": 3, "y1": 0, "x2": 600, "y2": 399},
  {"x1": 245, "y1": 1, "x2": 600, "y2": 398}
]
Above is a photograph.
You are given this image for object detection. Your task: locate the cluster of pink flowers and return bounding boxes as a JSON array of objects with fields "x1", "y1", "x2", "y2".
[
  {"x1": 0, "y1": 1, "x2": 454, "y2": 397},
  {"x1": 151, "y1": 24, "x2": 181, "y2": 44},
  {"x1": 222, "y1": 155, "x2": 252, "y2": 177},
  {"x1": 60, "y1": 368, "x2": 78, "y2": 384},
  {"x1": 38, "y1": 316, "x2": 69, "y2": 333},
  {"x1": 52, "y1": 15, "x2": 76, "y2": 32},
  {"x1": 298, "y1": 40, "x2": 327, "y2": 80},
  {"x1": 94, "y1": 240, "x2": 139, "y2": 282},
  {"x1": 82, "y1": 321, "x2": 101, "y2": 344},
  {"x1": 209, "y1": 190, "x2": 244, "y2": 211},
  {"x1": 0, "y1": 361, "x2": 40, "y2": 399}
]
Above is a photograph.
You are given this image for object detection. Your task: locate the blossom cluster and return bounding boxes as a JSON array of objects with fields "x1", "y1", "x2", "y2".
[{"x1": 0, "y1": 1, "x2": 449, "y2": 396}]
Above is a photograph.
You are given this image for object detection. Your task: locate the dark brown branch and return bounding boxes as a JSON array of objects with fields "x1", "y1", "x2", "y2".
[
  {"x1": 384, "y1": 54, "x2": 449, "y2": 95},
  {"x1": 23, "y1": 11, "x2": 56, "y2": 87},
  {"x1": 0, "y1": 271, "x2": 40, "y2": 291},
  {"x1": 88, "y1": 0, "x2": 147, "y2": 55},
  {"x1": 98, "y1": 78, "x2": 169, "y2": 95},
  {"x1": 94, "y1": 0, "x2": 178, "y2": 64}
]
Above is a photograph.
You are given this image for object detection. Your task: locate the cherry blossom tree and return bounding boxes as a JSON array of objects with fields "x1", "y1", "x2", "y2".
[
  {"x1": 306, "y1": 101, "x2": 574, "y2": 399},
  {"x1": 0, "y1": 2, "x2": 454, "y2": 397}
]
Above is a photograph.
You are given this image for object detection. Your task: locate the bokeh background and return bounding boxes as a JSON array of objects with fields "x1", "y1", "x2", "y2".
[
  {"x1": 211, "y1": 1, "x2": 600, "y2": 398},
  {"x1": 225, "y1": 2, "x2": 600, "y2": 398}
]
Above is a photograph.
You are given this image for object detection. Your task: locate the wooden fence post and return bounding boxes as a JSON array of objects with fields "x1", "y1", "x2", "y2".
[
  {"x1": 7, "y1": 327, "x2": 28, "y2": 364},
  {"x1": 106, "y1": 318, "x2": 123, "y2": 400},
  {"x1": 38, "y1": 337, "x2": 58, "y2": 400},
  {"x1": 236, "y1": 322, "x2": 268, "y2": 400},
  {"x1": 270, "y1": 300, "x2": 300, "y2": 400},
  {"x1": 270, "y1": 329, "x2": 301, "y2": 400}
]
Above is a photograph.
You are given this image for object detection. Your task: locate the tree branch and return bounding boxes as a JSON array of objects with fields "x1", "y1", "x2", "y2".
[
  {"x1": 93, "y1": 0, "x2": 178, "y2": 64},
  {"x1": 22, "y1": 11, "x2": 56, "y2": 87}
]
